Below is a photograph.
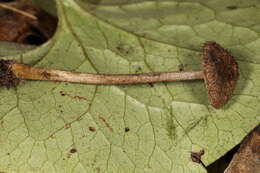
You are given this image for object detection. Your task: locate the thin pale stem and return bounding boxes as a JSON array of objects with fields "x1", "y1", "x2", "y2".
[{"x1": 11, "y1": 63, "x2": 204, "y2": 85}]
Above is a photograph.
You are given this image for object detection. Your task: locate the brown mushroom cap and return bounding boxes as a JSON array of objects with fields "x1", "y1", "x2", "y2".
[{"x1": 202, "y1": 41, "x2": 239, "y2": 109}]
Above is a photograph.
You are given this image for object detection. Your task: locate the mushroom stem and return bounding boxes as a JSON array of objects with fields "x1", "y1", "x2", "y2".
[
  {"x1": 0, "y1": 42, "x2": 239, "y2": 109},
  {"x1": 11, "y1": 63, "x2": 204, "y2": 84}
]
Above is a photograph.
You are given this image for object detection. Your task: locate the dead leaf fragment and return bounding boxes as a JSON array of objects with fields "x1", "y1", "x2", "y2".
[{"x1": 224, "y1": 125, "x2": 260, "y2": 173}]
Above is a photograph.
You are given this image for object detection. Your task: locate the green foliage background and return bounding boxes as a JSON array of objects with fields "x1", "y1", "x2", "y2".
[{"x1": 0, "y1": 0, "x2": 259, "y2": 172}]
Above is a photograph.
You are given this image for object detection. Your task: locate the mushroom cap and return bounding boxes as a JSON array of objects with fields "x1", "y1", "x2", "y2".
[{"x1": 202, "y1": 42, "x2": 239, "y2": 108}]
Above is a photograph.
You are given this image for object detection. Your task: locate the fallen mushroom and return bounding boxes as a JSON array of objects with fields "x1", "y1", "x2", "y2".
[{"x1": 0, "y1": 41, "x2": 239, "y2": 108}]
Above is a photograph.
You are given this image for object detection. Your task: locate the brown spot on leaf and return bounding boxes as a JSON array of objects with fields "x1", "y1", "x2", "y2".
[
  {"x1": 60, "y1": 91, "x2": 66, "y2": 96},
  {"x1": 48, "y1": 135, "x2": 55, "y2": 139},
  {"x1": 135, "y1": 66, "x2": 142, "y2": 73},
  {"x1": 64, "y1": 123, "x2": 71, "y2": 129},
  {"x1": 116, "y1": 43, "x2": 132, "y2": 55},
  {"x1": 74, "y1": 95, "x2": 87, "y2": 100},
  {"x1": 178, "y1": 64, "x2": 185, "y2": 71},
  {"x1": 226, "y1": 6, "x2": 238, "y2": 10},
  {"x1": 125, "y1": 127, "x2": 130, "y2": 132},
  {"x1": 70, "y1": 148, "x2": 77, "y2": 154},
  {"x1": 99, "y1": 116, "x2": 113, "y2": 132},
  {"x1": 59, "y1": 91, "x2": 87, "y2": 100},
  {"x1": 89, "y1": 126, "x2": 96, "y2": 132},
  {"x1": 191, "y1": 149, "x2": 205, "y2": 164}
]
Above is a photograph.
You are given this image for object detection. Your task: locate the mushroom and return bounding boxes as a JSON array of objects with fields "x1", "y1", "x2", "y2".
[
  {"x1": 202, "y1": 42, "x2": 239, "y2": 108},
  {"x1": 0, "y1": 41, "x2": 239, "y2": 108}
]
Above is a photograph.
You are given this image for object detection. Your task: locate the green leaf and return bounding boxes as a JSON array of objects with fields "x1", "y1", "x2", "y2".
[
  {"x1": 0, "y1": 0, "x2": 259, "y2": 172},
  {"x1": 0, "y1": 41, "x2": 35, "y2": 57}
]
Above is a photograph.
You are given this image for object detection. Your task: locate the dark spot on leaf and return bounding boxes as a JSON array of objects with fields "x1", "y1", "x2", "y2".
[
  {"x1": 64, "y1": 123, "x2": 71, "y2": 129},
  {"x1": 178, "y1": 64, "x2": 185, "y2": 71},
  {"x1": 73, "y1": 95, "x2": 87, "y2": 100},
  {"x1": 116, "y1": 45, "x2": 123, "y2": 51},
  {"x1": 99, "y1": 116, "x2": 113, "y2": 132},
  {"x1": 59, "y1": 91, "x2": 87, "y2": 100},
  {"x1": 125, "y1": 127, "x2": 130, "y2": 132},
  {"x1": 191, "y1": 149, "x2": 205, "y2": 163},
  {"x1": 135, "y1": 66, "x2": 142, "y2": 73},
  {"x1": 116, "y1": 43, "x2": 132, "y2": 55},
  {"x1": 60, "y1": 91, "x2": 66, "y2": 96},
  {"x1": 226, "y1": 6, "x2": 238, "y2": 10},
  {"x1": 70, "y1": 148, "x2": 77, "y2": 154},
  {"x1": 89, "y1": 126, "x2": 96, "y2": 132}
]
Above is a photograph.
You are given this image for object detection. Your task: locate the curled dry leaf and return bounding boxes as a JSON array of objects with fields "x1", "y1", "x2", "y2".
[{"x1": 224, "y1": 125, "x2": 260, "y2": 173}]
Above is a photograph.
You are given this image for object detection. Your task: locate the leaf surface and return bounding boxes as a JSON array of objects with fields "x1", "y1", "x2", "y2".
[{"x1": 0, "y1": 0, "x2": 259, "y2": 172}]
